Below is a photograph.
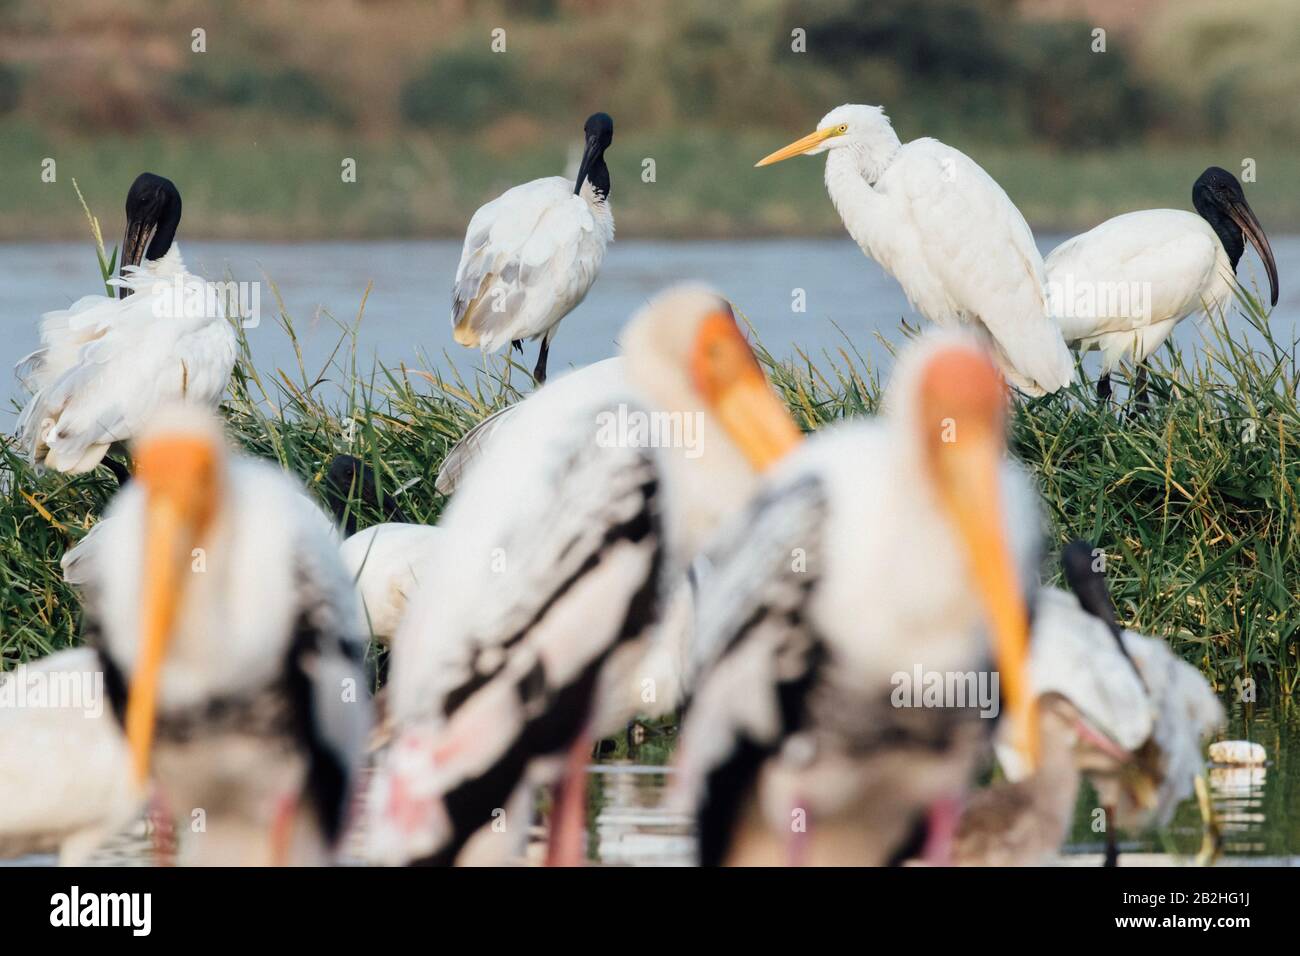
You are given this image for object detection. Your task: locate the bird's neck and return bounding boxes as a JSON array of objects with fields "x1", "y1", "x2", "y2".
[
  {"x1": 583, "y1": 156, "x2": 611, "y2": 202},
  {"x1": 824, "y1": 145, "x2": 897, "y2": 253},
  {"x1": 147, "y1": 206, "x2": 182, "y2": 262},
  {"x1": 1194, "y1": 195, "x2": 1244, "y2": 270}
]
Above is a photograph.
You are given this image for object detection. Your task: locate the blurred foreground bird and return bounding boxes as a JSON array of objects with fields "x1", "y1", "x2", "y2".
[
  {"x1": 755, "y1": 105, "x2": 1073, "y2": 396},
  {"x1": 0, "y1": 648, "x2": 140, "y2": 865},
  {"x1": 674, "y1": 334, "x2": 1043, "y2": 865},
  {"x1": 451, "y1": 113, "x2": 614, "y2": 383},
  {"x1": 367, "y1": 285, "x2": 802, "y2": 866},
  {"x1": 953, "y1": 579, "x2": 1152, "y2": 866},
  {"x1": 15, "y1": 173, "x2": 237, "y2": 481},
  {"x1": 80, "y1": 407, "x2": 371, "y2": 865}
]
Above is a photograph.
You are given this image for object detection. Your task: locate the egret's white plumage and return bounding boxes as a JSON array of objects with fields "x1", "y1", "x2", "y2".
[
  {"x1": 451, "y1": 113, "x2": 614, "y2": 382},
  {"x1": 0, "y1": 648, "x2": 140, "y2": 865},
  {"x1": 83, "y1": 409, "x2": 371, "y2": 865},
  {"x1": 674, "y1": 334, "x2": 1045, "y2": 865},
  {"x1": 1046, "y1": 166, "x2": 1279, "y2": 387},
  {"x1": 756, "y1": 104, "x2": 1073, "y2": 396},
  {"x1": 368, "y1": 285, "x2": 801, "y2": 865}
]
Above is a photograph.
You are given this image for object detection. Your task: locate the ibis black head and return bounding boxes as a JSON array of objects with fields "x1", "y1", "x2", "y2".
[
  {"x1": 575, "y1": 112, "x2": 613, "y2": 199},
  {"x1": 119, "y1": 172, "x2": 182, "y2": 296},
  {"x1": 1061, "y1": 539, "x2": 1144, "y2": 683},
  {"x1": 1192, "y1": 167, "x2": 1278, "y2": 306},
  {"x1": 324, "y1": 454, "x2": 410, "y2": 536}
]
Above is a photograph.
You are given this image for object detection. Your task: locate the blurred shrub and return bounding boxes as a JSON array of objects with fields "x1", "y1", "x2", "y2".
[
  {"x1": 0, "y1": 64, "x2": 21, "y2": 116},
  {"x1": 173, "y1": 66, "x2": 351, "y2": 124},
  {"x1": 401, "y1": 48, "x2": 532, "y2": 131}
]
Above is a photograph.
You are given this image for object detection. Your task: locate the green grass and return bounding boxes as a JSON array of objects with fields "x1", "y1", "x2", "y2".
[
  {"x1": 1, "y1": 239, "x2": 1297, "y2": 701},
  {"x1": 5, "y1": 119, "x2": 1300, "y2": 240}
]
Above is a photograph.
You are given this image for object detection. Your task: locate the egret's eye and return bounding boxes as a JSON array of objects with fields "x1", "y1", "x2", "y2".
[{"x1": 837, "y1": 124, "x2": 848, "y2": 134}]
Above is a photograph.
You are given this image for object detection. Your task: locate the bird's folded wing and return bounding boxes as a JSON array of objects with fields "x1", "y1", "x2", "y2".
[
  {"x1": 451, "y1": 177, "x2": 594, "y2": 340},
  {"x1": 898, "y1": 140, "x2": 1073, "y2": 394}
]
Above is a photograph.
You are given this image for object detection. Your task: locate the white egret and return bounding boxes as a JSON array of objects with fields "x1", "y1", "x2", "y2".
[
  {"x1": 673, "y1": 335, "x2": 1043, "y2": 866},
  {"x1": 1048, "y1": 166, "x2": 1279, "y2": 404},
  {"x1": 367, "y1": 286, "x2": 802, "y2": 866},
  {"x1": 0, "y1": 648, "x2": 140, "y2": 865},
  {"x1": 15, "y1": 173, "x2": 237, "y2": 481},
  {"x1": 451, "y1": 112, "x2": 614, "y2": 383},
  {"x1": 81, "y1": 408, "x2": 372, "y2": 865},
  {"x1": 755, "y1": 105, "x2": 1073, "y2": 396}
]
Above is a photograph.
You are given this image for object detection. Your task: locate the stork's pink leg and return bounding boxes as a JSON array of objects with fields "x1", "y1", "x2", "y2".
[
  {"x1": 921, "y1": 795, "x2": 963, "y2": 866},
  {"x1": 270, "y1": 792, "x2": 299, "y2": 866},
  {"x1": 545, "y1": 729, "x2": 592, "y2": 867},
  {"x1": 147, "y1": 791, "x2": 175, "y2": 866}
]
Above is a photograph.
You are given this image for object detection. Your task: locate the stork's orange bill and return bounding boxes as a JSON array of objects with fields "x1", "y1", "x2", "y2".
[
  {"x1": 918, "y1": 346, "x2": 1039, "y2": 771},
  {"x1": 690, "y1": 306, "x2": 802, "y2": 471},
  {"x1": 124, "y1": 434, "x2": 220, "y2": 785}
]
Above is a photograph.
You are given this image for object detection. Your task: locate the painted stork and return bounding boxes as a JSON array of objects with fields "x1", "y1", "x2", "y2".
[
  {"x1": 451, "y1": 112, "x2": 614, "y2": 383},
  {"x1": 755, "y1": 105, "x2": 1073, "y2": 397},
  {"x1": 366, "y1": 285, "x2": 802, "y2": 866},
  {"x1": 1048, "y1": 166, "x2": 1279, "y2": 405},
  {"x1": 673, "y1": 334, "x2": 1044, "y2": 866},
  {"x1": 15, "y1": 173, "x2": 237, "y2": 482},
  {"x1": 79, "y1": 407, "x2": 371, "y2": 865}
]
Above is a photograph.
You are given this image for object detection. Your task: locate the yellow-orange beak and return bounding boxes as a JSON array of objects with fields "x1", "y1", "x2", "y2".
[
  {"x1": 690, "y1": 308, "x2": 803, "y2": 472},
  {"x1": 920, "y1": 347, "x2": 1038, "y2": 772},
  {"x1": 755, "y1": 127, "x2": 839, "y2": 167},
  {"x1": 124, "y1": 433, "x2": 220, "y2": 786}
]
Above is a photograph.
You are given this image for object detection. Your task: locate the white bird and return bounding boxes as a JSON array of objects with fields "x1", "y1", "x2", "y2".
[
  {"x1": 367, "y1": 286, "x2": 802, "y2": 866},
  {"x1": 340, "y1": 523, "x2": 445, "y2": 643},
  {"x1": 1054, "y1": 539, "x2": 1225, "y2": 864},
  {"x1": 451, "y1": 112, "x2": 614, "y2": 383},
  {"x1": 0, "y1": 648, "x2": 140, "y2": 865},
  {"x1": 79, "y1": 407, "x2": 371, "y2": 865},
  {"x1": 673, "y1": 334, "x2": 1044, "y2": 866},
  {"x1": 755, "y1": 104, "x2": 1073, "y2": 396},
  {"x1": 15, "y1": 173, "x2": 237, "y2": 480},
  {"x1": 955, "y1": 571, "x2": 1154, "y2": 866},
  {"x1": 1048, "y1": 166, "x2": 1279, "y2": 403}
]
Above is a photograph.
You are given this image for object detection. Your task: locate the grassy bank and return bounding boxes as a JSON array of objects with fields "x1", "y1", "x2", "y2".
[
  {"x1": 1, "y1": 254, "x2": 1298, "y2": 700},
  {"x1": 4, "y1": 121, "x2": 1300, "y2": 240}
]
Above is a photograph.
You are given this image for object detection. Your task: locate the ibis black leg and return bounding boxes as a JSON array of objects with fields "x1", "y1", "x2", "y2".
[
  {"x1": 1127, "y1": 363, "x2": 1150, "y2": 420},
  {"x1": 1096, "y1": 373, "x2": 1112, "y2": 404},
  {"x1": 101, "y1": 454, "x2": 132, "y2": 488},
  {"x1": 533, "y1": 338, "x2": 550, "y2": 384}
]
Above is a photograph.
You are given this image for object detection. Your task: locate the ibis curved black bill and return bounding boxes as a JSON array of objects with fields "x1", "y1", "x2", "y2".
[{"x1": 1228, "y1": 199, "x2": 1279, "y2": 307}]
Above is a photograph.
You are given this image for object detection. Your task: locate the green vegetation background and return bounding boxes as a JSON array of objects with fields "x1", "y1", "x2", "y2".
[{"x1": 1, "y1": 0, "x2": 1297, "y2": 239}]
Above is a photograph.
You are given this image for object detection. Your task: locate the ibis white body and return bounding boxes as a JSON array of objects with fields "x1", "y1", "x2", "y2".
[
  {"x1": 1047, "y1": 210, "x2": 1235, "y2": 372},
  {"x1": 15, "y1": 246, "x2": 237, "y2": 474},
  {"x1": 340, "y1": 522, "x2": 446, "y2": 643},
  {"x1": 452, "y1": 176, "x2": 613, "y2": 355}
]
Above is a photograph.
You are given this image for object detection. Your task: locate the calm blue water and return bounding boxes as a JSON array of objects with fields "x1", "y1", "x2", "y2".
[{"x1": 1, "y1": 236, "x2": 1293, "y2": 426}]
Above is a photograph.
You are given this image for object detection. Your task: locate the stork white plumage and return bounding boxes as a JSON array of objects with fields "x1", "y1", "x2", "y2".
[
  {"x1": 15, "y1": 173, "x2": 237, "y2": 479},
  {"x1": 1048, "y1": 166, "x2": 1280, "y2": 403},
  {"x1": 81, "y1": 408, "x2": 371, "y2": 865},
  {"x1": 366, "y1": 286, "x2": 802, "y2": 866},
  {"x1": 755, "y1": 105, "x2": 1073, "y2": 396},
  {"x1": 451, "y1": 112, "x2": 614, "y2": 383},
  {"x1": 673, "y1": 335, "x2": 1044, "y2": 866},
  {"x1": 0, "y1": 648, "x2": 140, "y2": 865}
]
